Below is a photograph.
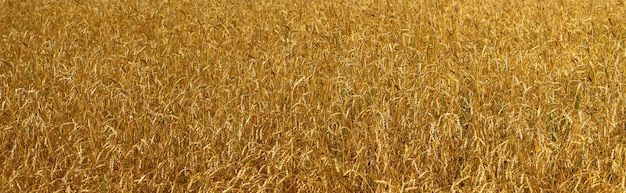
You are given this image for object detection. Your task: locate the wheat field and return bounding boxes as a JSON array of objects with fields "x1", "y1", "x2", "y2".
[{"x1": 1, "y1": 0, "x2": 626, "y2": 192}]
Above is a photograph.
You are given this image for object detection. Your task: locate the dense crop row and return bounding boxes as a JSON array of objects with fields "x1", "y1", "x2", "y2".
[{"x1": 1, "y1": 0, "x2": 626, "y2": 192}]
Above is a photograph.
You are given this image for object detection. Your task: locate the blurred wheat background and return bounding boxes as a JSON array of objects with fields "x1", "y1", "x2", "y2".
[{"x1": 2, "y1": 0, "x2": 626, "y2": 192}]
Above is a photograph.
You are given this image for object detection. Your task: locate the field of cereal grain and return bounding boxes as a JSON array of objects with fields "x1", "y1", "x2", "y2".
[{"x1": 2, "y1": 0, "x2": 626, "y2": 192}]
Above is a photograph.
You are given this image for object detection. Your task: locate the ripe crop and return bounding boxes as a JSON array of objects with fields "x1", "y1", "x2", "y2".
[{"x1": 1, "y1": 0, "x2": 626, "y2": 192}]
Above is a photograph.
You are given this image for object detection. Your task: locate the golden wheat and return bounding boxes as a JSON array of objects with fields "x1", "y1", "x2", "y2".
[{"x1": 1, "y1": 0, "x2": 626, "y2": 192}]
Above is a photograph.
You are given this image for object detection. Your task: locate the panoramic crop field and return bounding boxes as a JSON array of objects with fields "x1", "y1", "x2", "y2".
[{"x1": 2, "y1": 0, "x2": 626, "y2": 192}]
